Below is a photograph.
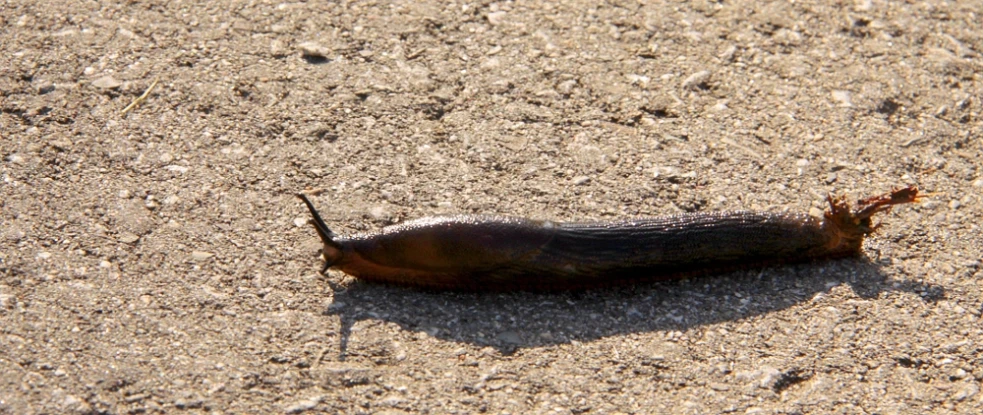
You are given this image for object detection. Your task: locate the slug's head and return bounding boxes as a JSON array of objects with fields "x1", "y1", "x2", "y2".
[{"x1": 296, "y1": 193, "x2": 344, "y2": 274}]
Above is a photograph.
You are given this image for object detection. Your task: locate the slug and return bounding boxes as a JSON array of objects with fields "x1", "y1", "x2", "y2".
[{"x1": 296, "y1": 186, "x2": 920, "y2": 291}]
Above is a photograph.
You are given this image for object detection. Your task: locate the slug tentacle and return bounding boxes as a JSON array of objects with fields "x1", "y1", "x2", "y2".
[
  {"x1": 296, "y1": 193, "x2": 343, "y2": 273},
  {"x1": 296, "y1": 186, "x2": 920, "y2": 291}
]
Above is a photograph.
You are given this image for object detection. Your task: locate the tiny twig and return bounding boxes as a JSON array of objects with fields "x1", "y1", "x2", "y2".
[{"x1": 121, "y1": 78, "x2": 159, "y2": 116}]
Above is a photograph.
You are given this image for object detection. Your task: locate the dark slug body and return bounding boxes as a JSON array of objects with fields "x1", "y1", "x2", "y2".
[
  {"x1": 297, "y1": 187, "x2": 919, "y2": 291},
  {"x1": 339, "y1": 213, "x2": 832, "y2": 290}
]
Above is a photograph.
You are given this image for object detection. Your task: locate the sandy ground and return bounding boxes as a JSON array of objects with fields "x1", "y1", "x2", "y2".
[{"x1": 2, "y1": 0, "x2": 982, "y2": 413}]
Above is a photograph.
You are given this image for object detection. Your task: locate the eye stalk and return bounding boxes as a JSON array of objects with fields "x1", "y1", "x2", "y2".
[{"x1": 296, "y1": 193, "x2": 343, "y2": 274}]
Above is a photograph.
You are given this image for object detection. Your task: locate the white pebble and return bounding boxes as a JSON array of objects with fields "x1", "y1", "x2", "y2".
[
  {"x1": 831, "y1": 90, "x2": 853, "y2": 107},
  {"x1": 118, "y1": 232, "x2": 140, "y2": 244},
  {"x1": 0, "y1": 293, "x2": 14, "y2": 309},
  {"x1": 487, "y1": 11, "x2": 508, "y2": 26},
  {"x1": 298, "y1": 42, "x2": 330, "y2": 58},
  {"x1": 368, "y1": 206, "x2": 389, "y2": 221},
  {"x1": 191, "y1": 251, "x2": 214, "y2": 261},
  {"x1": 681, "y1": 70, "x2": 711, "y2": 90},
  {"x1": 285, "y1": 396, "x2": 323, "y2": 414},
  {"x1": 91, "y1": 75, "x2": 122, "y2": 89}
]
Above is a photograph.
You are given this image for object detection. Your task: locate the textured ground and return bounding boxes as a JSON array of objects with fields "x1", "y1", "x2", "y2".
[{"x1": 2, "y1": 0, "x2": 982, "y2": 413}]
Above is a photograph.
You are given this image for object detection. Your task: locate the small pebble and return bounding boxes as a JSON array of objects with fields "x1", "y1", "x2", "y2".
[
  {"x1": 62, "y1": 394, "x2": 81, "y2": 407},
  {"x1": 37, "y1": 252, "x2": 52, "y2": 259},
  {"x1": 285, "y1": 396, "x2": 323, "y2": 414},
  {"x1": 118, "y1": 232, "x2": 140, "y2": 244},
  {"x1": 91, "y1": 75, "x2": 122, "y2": 89},
  {"x1": 51, "y1": 138, "x2": 73, "y2": 150},
  {"x1": 164, "y1": 165, "x2": 189, "y2": 173},
  {"x1": 294, "y1": 217, "x2": 308, "y2": 227},
  {"x1": 37, "y1": 82, "x2": 55, "y2": 95},
  {"x1": 0, "y1": 293, "x2": 14, "y2": 309},
  {"x1": 174, "y1": 398, "x2": 203, "y2": 409},
  {"x1": 191, "y1": 251, "x2": 214, "y2": 261},
  {"x1": 627, "y1": 74, "x2": 650, "y2": 87},
  {"x1": 709, "y1": 383, "x2": 730, "y2": 391},
  {"x1": 381, "y1": 396, "x2": 406, "y2": 406},
  {"x1": 825, "y1": 172, "x2": 837, "y2": 184},
  {"x1": 270, "y1": 38, "x2": 287, "y2": 55},
  {"x1": 557, "y1": 79, "x2": 577, "y2": 94},
  {"x1": 487, "y1": 11, "x2": 508, "y2": 26},
  {"x1": 949, "y1": 199, "x2": 961, "y2": 209},
  {"x1": 718, "y1": 45, "x2": 737, "y2": 60},
  {"x1": 831, "y1": 90, "x2": 852, "y2": 107},
  {"x1": 298, "y1": 41, "x2": 330, "y2": 58},
  {"x1": 953, "y1": 383, "x2": 979, "y2": 401},
  {"x1": 480, "y1": 57, "x2": 501, "y2": 70},
  {"x1": 681, "y1": 70, "x2": 711, "y2": 90},
  {"x1": 368, "y1": 206, "x2": 390, "y2": 221},
  {"x1": 572, "y1": 176, "x2": 591, "y2": 185}
]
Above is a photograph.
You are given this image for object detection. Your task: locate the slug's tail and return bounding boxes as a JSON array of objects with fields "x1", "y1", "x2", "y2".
[
  {"x1": 824, "y1": 185, "x2": 921, "y2": 240},
  {"x1": 854, "y1": 185, "x2": 923, "y2": 220},
  {"x1": 296, "y1": 193, "x2": 342, "y2": 274}
]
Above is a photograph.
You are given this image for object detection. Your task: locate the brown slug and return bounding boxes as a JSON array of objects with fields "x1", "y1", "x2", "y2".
[{"x1": 296, "y1": 186, "x2": 920, "y2": 291}]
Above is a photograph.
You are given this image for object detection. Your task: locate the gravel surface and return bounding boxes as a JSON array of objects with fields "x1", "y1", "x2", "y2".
[{"x1": 2, "y1": 0, "x2": 982, "y2": 413}]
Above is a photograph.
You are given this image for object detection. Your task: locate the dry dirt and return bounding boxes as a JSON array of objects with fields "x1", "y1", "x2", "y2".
[{"x1": 2, "y1": 0, "x2": 983, "y2": 414}]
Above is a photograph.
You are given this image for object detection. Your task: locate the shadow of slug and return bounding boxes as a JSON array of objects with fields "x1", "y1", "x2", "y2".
[{"x1": 319, "y1": 256, "x2": 941, "y2": 360}]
